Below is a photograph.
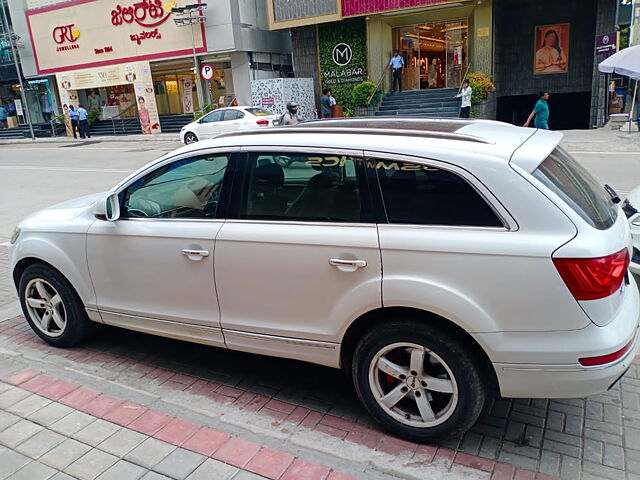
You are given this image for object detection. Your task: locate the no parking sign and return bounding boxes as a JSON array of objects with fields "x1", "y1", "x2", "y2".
[{"x1": 201, "y1": 64, "x2": 214, "y2": 80}]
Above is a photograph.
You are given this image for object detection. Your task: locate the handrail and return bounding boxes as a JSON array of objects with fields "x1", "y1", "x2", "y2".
[
  {"x1": 109, "y1": 103, "x2": 139, "y2": 135},
  {"x1": 367, "y1": 69, "x2": 388, "y2": 105}
]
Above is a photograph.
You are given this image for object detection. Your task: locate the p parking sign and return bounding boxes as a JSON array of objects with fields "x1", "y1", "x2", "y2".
[{"x1": 201, "y1": 64, "x2": 214, "y2": 80}]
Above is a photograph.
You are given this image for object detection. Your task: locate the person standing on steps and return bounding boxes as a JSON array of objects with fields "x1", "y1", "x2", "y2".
[
  {"x1": 524, "y1": 92, "x2": 551, "y2": 130},
  {"x1": 68, "y1": 105, "x2": 79, "y2": 138},
  {"x1": 455, "y1": 79, "x2": 472, "y2": 118},
  {"x1": 321, "y1": 88, "x2": 332, "y2": 118},
  {"x1": 77, "y1": 105, "x2": 90, "y2": 139},
  {"x1": 387, "y1": 50, "x2": 404, "y2": 93}
]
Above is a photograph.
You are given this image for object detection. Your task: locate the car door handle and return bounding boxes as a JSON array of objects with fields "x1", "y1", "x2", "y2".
[
  {"x1": 329, "y1": 258, "x2": 367, "y2": 270},
  {"x1": 182, "y1": 249, "x2": 209, "y2": 259}
]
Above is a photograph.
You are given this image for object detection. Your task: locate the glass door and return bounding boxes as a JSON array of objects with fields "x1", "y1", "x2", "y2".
[{"x1": 445, "y1": 21, "x2": 468, "y2": 89}]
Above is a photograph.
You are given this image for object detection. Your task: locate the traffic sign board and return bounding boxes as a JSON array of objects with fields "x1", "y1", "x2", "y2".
[{"x1": 201, "y1": 64, "x2": 214, "y2": 80}]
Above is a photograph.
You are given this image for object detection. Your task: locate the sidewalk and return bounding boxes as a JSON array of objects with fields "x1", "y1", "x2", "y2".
[{"x1": 0, "y1": 133, "x2": 180, "y2": 146}]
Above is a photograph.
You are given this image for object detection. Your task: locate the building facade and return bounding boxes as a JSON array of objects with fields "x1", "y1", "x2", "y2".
[
  {"x1": 268, "y1": 0, "x2": 615, "y2": 129},
  {"x1": 7, "y1": 0, "x2": 291, "y2": 128}
]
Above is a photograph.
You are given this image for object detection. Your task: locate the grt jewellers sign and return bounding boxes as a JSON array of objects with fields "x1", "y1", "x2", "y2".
[{"x1": 26, "y1": 0, "x2": 206, "y2": 74}]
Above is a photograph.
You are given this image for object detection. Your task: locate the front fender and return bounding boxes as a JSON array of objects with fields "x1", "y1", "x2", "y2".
[
  {"x1": 10, "y1": 233, "x2": 96, "y2": 309},
  {"x1": 382, "y1": 275, "x2": 499, "y2": 333}
]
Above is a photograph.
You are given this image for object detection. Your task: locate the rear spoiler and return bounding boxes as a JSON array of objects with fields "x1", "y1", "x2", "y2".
[{"x1": 510, "y1": 130, "x2": 564, "y2": 173}]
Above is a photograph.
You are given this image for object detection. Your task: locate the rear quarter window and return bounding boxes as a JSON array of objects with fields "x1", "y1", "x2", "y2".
[{"x1": 533, "y1": 148, "x2": 617, "y2": 230}]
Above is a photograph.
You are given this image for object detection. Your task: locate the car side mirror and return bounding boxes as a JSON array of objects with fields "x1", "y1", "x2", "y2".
[{"x1": 94, "y1": 193, "x2": 120, "y2": 221}]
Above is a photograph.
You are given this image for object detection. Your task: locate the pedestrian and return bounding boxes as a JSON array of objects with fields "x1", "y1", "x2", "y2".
[
  {"x1": 524, "y1": 92, "x2": 550, "y2": 130},
  {"x1": 68, "y1": 105, "x2": 79, "y2": 138},
  {"x1": 455, "y1": 79, "x2": 472, "y2": 118},
  {"x1": 321, "y1": 88, "x2": 332, "y2": 118},
  {"x1": 280, "y1": 101, "x2": 304, "y2": 125},
  {"x1": 0, "y1": 103, "x2": 7, "y2": 129},
  {"x1": 7, "y1": 101, "x2": 16, "y2": 118},
  {"x1": 77, "y1": 105, "x2": 90, "y2": 139},
  {"x1": 387, "y1": 49, "x2": 404, "y2": 93}
]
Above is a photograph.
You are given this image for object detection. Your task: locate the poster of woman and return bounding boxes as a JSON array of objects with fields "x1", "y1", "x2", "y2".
[
  {"x1": 534, "y1": 24, "x2": 569, "y2": 75},
  {"x1": 137, "y1": 96, "x2": 152, "y2": 134}
]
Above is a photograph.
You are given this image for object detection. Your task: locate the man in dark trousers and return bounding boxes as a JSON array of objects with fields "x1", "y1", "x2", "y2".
[
  {"x1": 77, "y1": 105, "x2": 91, "y2": 139},
  {"x1": 321, "y1": 88, "x2": 332, "y2": 118},
  {"x1": 387, "y1": 50, "x2": 405, "y2": 93},
  {"x1": 68, "y1": 105, "x2": 79, "y2": 139}
]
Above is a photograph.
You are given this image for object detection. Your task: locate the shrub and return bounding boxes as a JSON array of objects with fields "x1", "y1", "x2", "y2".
[
  {"x1": 466, "y1": 72, "x2": 496, "y2": 104},
  {"x1": 351, "y1": 81, "x2": 379, "y2": 107},
  {"x1": 87, "y1": 109, "x2": 101, "y2": 125}
]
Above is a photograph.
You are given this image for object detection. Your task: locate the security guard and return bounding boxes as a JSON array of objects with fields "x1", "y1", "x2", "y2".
[{"x1": 387, "y1": 50, "x2": 405, "y2": 93}]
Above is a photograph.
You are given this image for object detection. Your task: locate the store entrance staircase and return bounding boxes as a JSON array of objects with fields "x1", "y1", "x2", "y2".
[{"x1": 375, "y1": 88, "x2": 461, "y2": 118}]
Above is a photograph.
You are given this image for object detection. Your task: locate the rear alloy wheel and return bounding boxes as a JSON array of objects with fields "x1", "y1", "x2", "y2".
[
  {"x1": 353, "y1": 321, "x2": 486, "y2": 441},
  {"x1": 184, "y1": 132, "x2": 198, "y2": 144},
  {"x1": 19, "y1": 264, "x2": 94, "y2": 347}
]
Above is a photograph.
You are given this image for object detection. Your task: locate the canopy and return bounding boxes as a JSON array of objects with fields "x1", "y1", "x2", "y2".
[{"x1": 598, "y1": 45, "x2": 640, "y2": 79}]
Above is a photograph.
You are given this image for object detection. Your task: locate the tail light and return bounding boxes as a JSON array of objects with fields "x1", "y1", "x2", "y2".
[
  {"x1": 256, "y1": 119, "x2": 269, "y2": 126},
  {"x1": 553, "y1": 248, "x2": 630, "y2": 301},
  {"x1": 579, "y1": 335, "x2": 635, "y2": 366}
]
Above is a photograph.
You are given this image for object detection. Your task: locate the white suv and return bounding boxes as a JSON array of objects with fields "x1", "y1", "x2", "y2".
[{"x1": 9, "y1": 118, "x2": 639, "y2": 441}]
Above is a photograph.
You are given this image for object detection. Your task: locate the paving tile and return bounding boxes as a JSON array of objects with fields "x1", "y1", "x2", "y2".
[
  {"x1": 74, "y1": 419, "x2": 121, "y2": 447},
  {"x1": 20, "y1": 375, "x2": 57, "y2": 394},
  {"x1": 185, "y1": 458, "x2": 238, "y2": 480},
  {"x1": 245, "y1": 448, "x2": 295, "y2": 479},
  {"x1": 0, "y1": 418, "x2": 44, "y2": 448},
  {"x1": 7, "y1": 394, "x2": 52, "y2": 417},
  {"x1": 59, "y1": 387, "x2": 99, "y2": 409},
  {"x1": 0, "y1": 410, "x2": 20, "y2": 431},
  {"x1": 102, "y1": 402, "x2": 147, "y2": 427},
  {"x1": 0, "y1": 387, "x2": 31, "y2": 409},
  {"x1": 141, "y1": 472, "x2": 172, "y2": 479},
  {"x1": 65, "y1": 449, "x2": 119, "y2": 480},
  {"x1": 27, "y1": 402, "x2": 74, "y2": 427},
  {"x1": 212, "y1": 438, "x2": 261, "y2": 468},
  {"x1": 15, "y1": 429, "x2": 66, "y2": 459},
  {"x1": 98, "y1": 427, "x2": 147, "y2": 457},
  {"x1": 50, "y1": 473, "x2": 77, "y2": 480},
  {"x1": 80, "y1": 395, "x2": 124, "y2": 418},
  {"x1": 0, "y1": 450, "x2": 31, "y2": 480},
  {"x1": 3, "y1": 369, "x2": 42, "y2": 386},
  {"x1": 182, "y1": 427, "x2": 229, "y2": 456},
  {"x1": 280, "y1": 459, "x2": 330, "y2": 480},
  {"x1": 154, "y1": 417, "x2": 199, "y2": 446},
  {"x1": 39, "y1": 380, "x2": 79, "y2": 401},
  {"x1": 326, "y1": 473, "x2": 360, "y2": 480},
  {"x1": 232, "y1": 471, "x2": 270, "y2": 480},
  {"x1": 96, "y1": 460, "x2": 147, "y2": 480},
  {"x1": 9, "y1": 460, "x2": 57, "y2": 480},
  {"x1": 153, "y1": 447, "x2": 205, "y2": 479},
  {"x1": 128, "y1": 410, "x2": 172, "y2": 436},
  {"x1": 50, "y1": 410, "x2": 96, "y2": 436},
  {"x1": 125, "y1": 437, "x2": 176, "y2": 469},
  {"x1": 40, "y1": 438, "x2": 92, "y2": 470}
]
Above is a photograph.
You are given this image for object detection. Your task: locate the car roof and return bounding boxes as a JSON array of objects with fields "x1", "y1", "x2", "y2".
[{"x1": 178, "y1": 117, "x2": 560, "y2": 162}]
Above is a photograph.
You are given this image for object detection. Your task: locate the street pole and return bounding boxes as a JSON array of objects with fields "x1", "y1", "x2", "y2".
[
  {"x1": 189, "y1": 12, "x2": 203, "y2": 112},
  {"x1": 1, "y1": 1, "x2": 34, "y2": 140}
]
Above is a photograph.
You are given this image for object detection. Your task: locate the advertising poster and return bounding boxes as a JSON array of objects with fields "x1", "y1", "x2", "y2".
[
  {"x1": 534, "y1": 23, "x2": 570, "y2": 75},
  {"x1": 181, "y1": 77, "x2": 194, "y2": 114},
  {"x1": 318, "y1": 19, "x2": 367, "y2": 108}
]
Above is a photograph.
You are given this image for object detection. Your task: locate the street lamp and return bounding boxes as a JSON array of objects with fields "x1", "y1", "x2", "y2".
[
  {"x1": 0, "y1": 3, "x2": 34, "y2": 140},
  {"x1": 172, "y1": 3, "x2": 206, "y2": 114}
]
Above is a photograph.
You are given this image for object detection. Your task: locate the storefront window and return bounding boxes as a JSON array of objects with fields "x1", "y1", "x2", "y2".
[
  {"x1": 25, "y1": 78, "x2": 53, "y2": 124},
  {"x1": 394, "y1": 20, "x2": 468, "y2": 90},
  {"x1": 153, "y1": 73, "x2": 199, "y2": 115}
]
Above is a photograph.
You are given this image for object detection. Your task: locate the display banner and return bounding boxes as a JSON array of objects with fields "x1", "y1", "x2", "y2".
[
  {"x1": 181, "y1": 76, "x2": 194, "y2": 114},
  {"x1": 27, "y1": 0, "x2": 206, "y2": 74}
]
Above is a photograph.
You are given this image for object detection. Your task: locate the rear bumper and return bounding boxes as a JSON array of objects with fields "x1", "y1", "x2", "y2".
[{"x1": 474, "y1": 274, "x2": 640, "y2": 398}]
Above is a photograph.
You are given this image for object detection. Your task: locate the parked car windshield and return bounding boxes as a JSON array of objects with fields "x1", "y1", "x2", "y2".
[
  {"x1": 533, "y1": 147, "x2": 617, "y2": 230},
  {"x1": 246, "y1": 107, "x2": 273, "y2": 116}
]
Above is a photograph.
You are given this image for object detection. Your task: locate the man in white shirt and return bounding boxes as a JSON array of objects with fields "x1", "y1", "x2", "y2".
[
  {"x1": 455, "y1": 80, "x2": 472, "y2": 118},
  {"x1": 387, "y1": 50, "x2": 405, "y2": 93}
]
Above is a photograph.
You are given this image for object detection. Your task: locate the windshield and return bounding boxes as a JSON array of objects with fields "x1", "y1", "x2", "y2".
[
  {"x1": 246, "y1": 107, "x2": 273, "y2": 116},
  {"x1": 533, "y1": 147, "x2": 617, "y2": 230}
]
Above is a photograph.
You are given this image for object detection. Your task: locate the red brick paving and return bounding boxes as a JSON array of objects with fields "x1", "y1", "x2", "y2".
[
  {"x1": 182, "y1": 426, "x2": 230, "y2": 456},
  {"x1": 102, "y1": 401, "x2": 147, "y2": 426},
  {"x1": 79, "y1": 394, "x2": 123, "y2": 417},
  {"x1": 128, "y1": 409, "x2": 173, "y2": 436},
  {"x1": 154, "y1": 417, "x2": 199, "y2": 446},
  {"x1": 245, "y1": 448, "x2": 295, "y2": 479},
  {"x1": 280, "y1": 459, "x2": 331, "y2": 480},
  {"x1": 212, "y1": 437, "x2": 262, "y2": 468},
  {"x1": 38, "y1": 380, "x2": 79, "y2": 401},
  {"x1": 58, "y1": 386, "x2": 99, "y2": 408}
]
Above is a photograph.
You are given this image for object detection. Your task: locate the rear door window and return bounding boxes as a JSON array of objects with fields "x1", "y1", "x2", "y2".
[
  {"x1": 372, "y1": 158, "x2": 503, "y2": 227},
  {"x1": 533, "y1": 148, "x2": 617, "y2": 230}
]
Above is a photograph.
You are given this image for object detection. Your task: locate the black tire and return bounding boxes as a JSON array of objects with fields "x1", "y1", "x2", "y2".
[
  {"x1": 352, "y1": 320, "x2": 486, "y2": 442},
  {"x1": 184, "y1": 132, "x2": 198, "y2": 144},
  {"x1": 18, "y1": 263, "x2": 94, "y2": 347}
]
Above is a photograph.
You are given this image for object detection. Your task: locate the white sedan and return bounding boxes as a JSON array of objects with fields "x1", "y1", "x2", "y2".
[
  {"x1": 624, "y1": 185, "x2": 640, "y2": 276},
  {"x1": 180, "y1": 106, "x2": 278, "y2": 144}
]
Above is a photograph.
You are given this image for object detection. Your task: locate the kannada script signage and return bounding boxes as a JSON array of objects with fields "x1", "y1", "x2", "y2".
[{"x1": 27, "y1": 0, "x2": 206, "y2": 75}]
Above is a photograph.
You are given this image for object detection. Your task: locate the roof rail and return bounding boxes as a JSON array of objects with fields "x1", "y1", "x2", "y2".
[{"x1": 215, "y1": 126, "x2": 493, "y2": 144}]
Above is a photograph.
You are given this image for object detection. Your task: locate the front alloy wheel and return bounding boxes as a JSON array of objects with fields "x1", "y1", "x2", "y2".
[
  {"x1": 184, "y1": 132, "x2": 198, "y2": 144},
  {"x1": 24, "y1": 278, "x2": 67, "y2": 337}
]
